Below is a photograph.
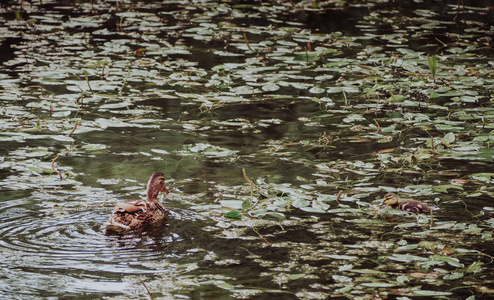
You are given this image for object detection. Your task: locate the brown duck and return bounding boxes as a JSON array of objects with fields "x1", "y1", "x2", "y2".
[
  {"x1": 380, "y1": 193, "x2": 436, "y2": 213},
  {"x1": 106, "y1": 172, "x2": 169, "y2": 232}
]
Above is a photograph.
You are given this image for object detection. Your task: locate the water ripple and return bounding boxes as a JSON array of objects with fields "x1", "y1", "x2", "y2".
[{"x1": 0, "y1": 200, "x2": 174, "y2": 275}]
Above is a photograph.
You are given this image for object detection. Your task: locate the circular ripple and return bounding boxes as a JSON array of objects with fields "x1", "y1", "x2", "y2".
[{"x1": 0, "y1": 203, "x2": 174, "y2": 275}]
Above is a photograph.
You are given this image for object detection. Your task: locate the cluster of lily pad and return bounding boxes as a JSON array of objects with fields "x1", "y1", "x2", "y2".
[{"x1": 1, "y1": 0, "x2": 494, "y2": 298}]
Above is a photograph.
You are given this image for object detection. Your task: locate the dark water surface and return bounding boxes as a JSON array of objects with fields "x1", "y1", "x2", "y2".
[{"x1": 1, "y1": 0, "x2": 494, "y2": 299}]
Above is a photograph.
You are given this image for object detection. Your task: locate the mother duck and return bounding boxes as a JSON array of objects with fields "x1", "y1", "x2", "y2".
[{"x1": 106, "y1": 172, "x2": 169, "y2": 232}]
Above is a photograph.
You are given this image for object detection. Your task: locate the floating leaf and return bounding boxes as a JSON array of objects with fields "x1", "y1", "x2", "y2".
[
  {"x1": 309, "y1": 86, "x2": 325, "y2": 94},
  {"x1": 332, "y1": 275, "x2": 352, "y2": 282},
  {"x1": 325, "y1": 254, "x2": 357, "y2": 260},
  {"x1": 413, "y1": 290, "x2": 452, "y2": 296},
  {"x1": 442, "y1": 132, "x2": 456, "y2": 144},
  {"x1": 288, "y1": 274, "x2": 305, "y2": 280},
  {"x1": 389, "y1": 254, "x2": 428, "y2": 263},
  {"x1": 220, "y1": 200, "x2": 244, "y2": 209},
  {"x1": 361, "y1": 282, "x2": 396, "y2": 287},
  {"x1": 431, "y1": 255, "x2": 464, "y2": 268},
  {"x1": 262, "y1": 82, "x2": 280, "y2": 91},
  {"x1": 443, "y1": 272, "x2": 464, "y2": 280},
  {"x1": 215, "y1": 281, "x2": 235, "y2": 290},
  {"x1": 224, "y1": 210, "x2": 242, "y2": 220}
]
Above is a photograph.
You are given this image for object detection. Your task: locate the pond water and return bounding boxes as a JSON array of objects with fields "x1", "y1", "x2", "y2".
[{"x1": 1, "y1": 0, "x2": 494, "y2": 299}]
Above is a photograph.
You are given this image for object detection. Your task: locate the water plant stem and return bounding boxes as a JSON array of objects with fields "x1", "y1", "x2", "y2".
[
  {"x1": 242, "y1": 168, "x2": 260, "y2": 189},
  {"x1": 119, "y1": 69, "x2": 130, "y2": 95},
  {"x1": 335, "y1": 190, "x2": 343, "y2": 204},
  {"x1": 76, "y1": 92, "x2": 84, "y2": 113},
  {"x1": 140, "y1": 279, "x2": 154, "y2": 300},
  {"x1": 427, "y1": 54, "x2": 437, "y2": 84},
  {"x1": 67, "y1": 121, "x2": 78, "y2": 137},
  {"x1": 83, "y1": 70, "x2": 93, "y2": 92},
  {"x1": 243, "y1": 33, "x2": 253, "y2": 51},
  {"x1": 252, "y1": 227, "x2": 270, "y2": 246},
  {"x1": 374, "y1": 119, "x2": 381, "y2": 133},
  {"x1": 51, "y1": 155, "x2": 62, "y2": 181},
  {"x1": 305, "y1": 46, "x2": 309, "y2": 66}
]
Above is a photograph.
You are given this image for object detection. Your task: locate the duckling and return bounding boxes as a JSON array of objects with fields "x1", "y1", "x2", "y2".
[
  {"x1": 380, "y1": 193, "x2": 436, "y2": 213},
  {"x1": 106, "y1": 172, "x2": 169, "y2": 232}
]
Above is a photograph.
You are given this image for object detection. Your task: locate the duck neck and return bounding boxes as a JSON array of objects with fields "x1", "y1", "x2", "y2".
[
  {"x1": 391, "y1": 202, "x2": 400, "y2": 209},
  {"x1": 147, "y1": 189, "x2": 160, "y2": 201}
]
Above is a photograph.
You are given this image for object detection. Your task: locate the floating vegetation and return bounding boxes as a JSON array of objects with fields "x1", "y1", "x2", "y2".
[{"x1": 0, "y1": 0, "x2": 493, "y2": 299}]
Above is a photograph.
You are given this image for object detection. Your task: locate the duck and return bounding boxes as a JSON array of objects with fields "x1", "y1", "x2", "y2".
[
  {"x1": 380, "y1": 193, "x2": 436, "y2": 213},
  {"x1": 106, "y1": 172, "x2": 169, "y2": 232}
]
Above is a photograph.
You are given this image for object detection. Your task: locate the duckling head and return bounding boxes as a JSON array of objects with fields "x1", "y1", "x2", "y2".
[{"x1": 380, "y1": 193, "x2": 399, "y2": 208}]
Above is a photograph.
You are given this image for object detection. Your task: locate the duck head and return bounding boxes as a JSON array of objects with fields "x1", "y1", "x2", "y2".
[{"x1": 147, "y1": 172, "x2": 169, "y2": 200}]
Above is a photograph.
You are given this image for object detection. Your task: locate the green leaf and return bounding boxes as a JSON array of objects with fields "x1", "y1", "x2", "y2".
[
  {"x1": 431, "y1": 255, "x2": 464, "y2": 268},
  {"x1": 242, "y1": 198, "x2": 252, "y2": 210},
  {"x1": 215, "y1": 281, "x2": 235, "y2": 290},
  {"x1": 293, "y1": 52, "x2": 320, "y2": 62},
  {"x1": 465, "y1": 261, "x2": 484, "y2": 274},
  {"x1": 470, "y1": 173, "x2": 492, "y2": 183},
  {"x1": 266, "y1": 212, "x2": 285, "y2": 219},
  {"x1": 325, "y1": 254, "x2": 357, "y2": 260},
  {"x1": 413, "y1": 290, "x2": 452, "y2": 296},
  {"x1": 432, "y1": 184, "x2": 464, "y2": 193},
  {"x1": 332, "y1": 275, "x2": 352, "y2": 282},
  {"x1": 428, "y1": 54, "x2": 437, "y2": 77},
  {"x1": 389, "y1": 254, "x2": 428, "y2": 262},
  {"x1": 292, "y1": 197, "x2": 309, "y2": 208},
  {"x1": 443, "y1": 272, "x2": 464, "y2": 280},
  {"x1": 219, "y1": 200, "x2": 244, "y2": 209},
  {"x1": 442, "y1": 132, "x2": 456, "y2": 144},
  {"x1": 249, "y1": 209, "x2": 268, "y2": 218},
  {"x1": 262, "y1": 82, "x2": 280, "y2": 92},
  {"x1": 224, "y1": 210, "x2": 242, "y2": 220},
  {"x1": 288, "y1": 273, "x2": 305, "y2": 280},
  {"x1": 352, "y1": 269, "x2": 386, "y2": 274},
  {"x1": 361, "y1": 282, "x2": 396, "y2": 287}
]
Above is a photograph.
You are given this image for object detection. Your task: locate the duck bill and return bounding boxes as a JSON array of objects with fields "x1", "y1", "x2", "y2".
[
  {"x1": 379, "y1": 201, "x2": 385, "y2": 207},
  {"x1": 161, "y1": 186, "x2": 170, "y2": 194}
]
